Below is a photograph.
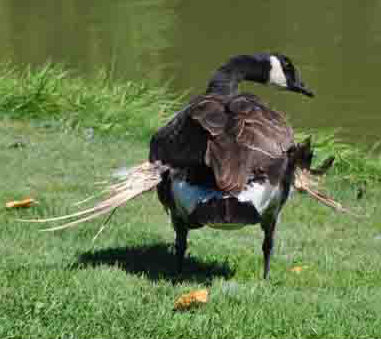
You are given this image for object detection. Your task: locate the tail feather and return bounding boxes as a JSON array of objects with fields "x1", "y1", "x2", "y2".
[{"x1": 19, "y1": 162, "x2": 163, "y2": 231}]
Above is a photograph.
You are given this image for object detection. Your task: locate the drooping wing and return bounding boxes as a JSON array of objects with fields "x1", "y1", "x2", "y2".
[
  {"x1": 149, "y1": 95, "x2": 231, "y2": 169},
  {"x1": 149, "y1": 94, "x2": 294, "y2": 191},
  {"x1": 193, "y1": 95, "x2": 294, "y2": 190}
]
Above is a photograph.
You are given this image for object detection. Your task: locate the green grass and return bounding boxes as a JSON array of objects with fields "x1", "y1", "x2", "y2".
[
  {"x1": 1, "y1": 120, "x2": 381, "y2": 338},
  {"x1": 0, "y1": 62, "x2": 181, "y2": 141},
  {"x1": 0, "y1": 63, "x2": 381, "y2": 338},
  {"x1": 295, "y1": 129, "x2": 381, "y2": 184}
]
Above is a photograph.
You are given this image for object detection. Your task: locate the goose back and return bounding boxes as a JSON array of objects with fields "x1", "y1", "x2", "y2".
[{"x1": 150, "y1": 93, "x2": 294, "y2": 190}]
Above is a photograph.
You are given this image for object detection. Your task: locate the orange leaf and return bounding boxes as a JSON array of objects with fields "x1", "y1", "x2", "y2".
[
  {"x1": 174, "y1": 289, "x2": 208, "y2": 311},
  {"x1": 5, "y1": 198, "x2": 38, "y2": 208},
  {"x1": 288, "y1": 265, "x2": 308, "y2": 273}
]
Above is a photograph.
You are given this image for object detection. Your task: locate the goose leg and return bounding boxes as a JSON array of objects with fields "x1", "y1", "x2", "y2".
[
  {"x1": 172, "y1": 216, "x2": 189, "y2": 273},
  {"x1": 261, "y1": 217, "x2": 277, "y2": 279}
]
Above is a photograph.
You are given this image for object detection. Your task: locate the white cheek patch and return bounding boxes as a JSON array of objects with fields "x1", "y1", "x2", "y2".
[{"x1": 269, "y1": 56, "x2": 287, "y2": 87}]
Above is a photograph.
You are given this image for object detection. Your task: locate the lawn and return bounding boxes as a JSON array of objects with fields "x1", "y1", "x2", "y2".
[
  {"x1": 1, "y1": 119, "x2": 381, "y2": 339},
  {"x1": 0, "y1": 63, "x2": 381, "y2": 338}
]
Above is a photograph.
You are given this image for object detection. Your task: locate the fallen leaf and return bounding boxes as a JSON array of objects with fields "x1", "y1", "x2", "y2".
[
  {"x1": 174, "y1": 289, "x2": 208, "y2": 311},
  {"x1": 288, "y1": 265, "x2": 309, "y2": 273},
  {"x1": 6, "y1": 198, "x2": 38, "y2": 208}
]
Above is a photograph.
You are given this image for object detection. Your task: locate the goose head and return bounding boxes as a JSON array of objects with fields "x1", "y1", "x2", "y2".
[
  {"x1": 268, "y1": 53, "x2": 314, "y2": 97},
  {"x1": 206, "y1": 52, "x2": 314, "y2": 97}
]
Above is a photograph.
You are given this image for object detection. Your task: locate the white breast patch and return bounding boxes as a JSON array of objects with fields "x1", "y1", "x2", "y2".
[
  {"x1": 269, "y1": 56, "x2": 287, "y2": 88},
  {"x1": 237, "y1": 181, "x2": 282, "y2": 215}
]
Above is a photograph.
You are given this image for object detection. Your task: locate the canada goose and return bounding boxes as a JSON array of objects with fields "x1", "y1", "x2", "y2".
[{"x1": 149, "y1": 53, "x2": 314, "y2": 279}]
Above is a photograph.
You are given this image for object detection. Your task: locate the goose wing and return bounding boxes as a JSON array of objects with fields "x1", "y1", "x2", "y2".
[
  {"x1": 149, "y1": 95, "x2": 294, "y2": 191},
  {"x1": 196, "y1": 95, "x2": 294, "y2": 191},
  {"x1": 149, "y1": 103, "x2": 210, "y2": 168}
]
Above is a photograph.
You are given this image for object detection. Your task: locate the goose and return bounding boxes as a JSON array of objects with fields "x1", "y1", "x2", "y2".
[
  {"x1": 149, "y1": 53, "x2": 315, "y2": 279},
  {"x1": 149, "y1": 52, "x2": 314, "y2": 279}
]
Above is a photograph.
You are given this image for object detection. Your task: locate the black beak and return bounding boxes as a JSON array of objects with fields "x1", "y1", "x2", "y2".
[
  {"x1": 290, "y1": 83, "x2": 315, "y2": 97},
  {"x1": 288, "y1": 68, "x2": 315, "y2": 97}
]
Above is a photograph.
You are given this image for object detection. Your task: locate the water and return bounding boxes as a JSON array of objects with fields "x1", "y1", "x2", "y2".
[{"x1": 0, "y1": 0, "x2": 380, "y2": 144}]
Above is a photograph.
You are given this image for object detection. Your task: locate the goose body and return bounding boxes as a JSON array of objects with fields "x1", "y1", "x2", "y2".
[
  {"x1": 149, "y1": 53, "x2": 314, "y2": 278},
  {"x1": 171, "y1": 177, "x2": 280, "y2": 230}
]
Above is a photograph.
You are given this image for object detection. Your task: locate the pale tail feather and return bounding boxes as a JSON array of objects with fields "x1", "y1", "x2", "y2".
[
  {"x1": 294, "y1": 168, "x2": 361, "y2": 217},
  {"x1": 19, "y1": 162, "x2": 164, "y2": 231}
]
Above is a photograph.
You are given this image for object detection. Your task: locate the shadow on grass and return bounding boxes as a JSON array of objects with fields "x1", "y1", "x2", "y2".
[{"x1": 75, "y1": 243, "x2": 234, "y2": 284}]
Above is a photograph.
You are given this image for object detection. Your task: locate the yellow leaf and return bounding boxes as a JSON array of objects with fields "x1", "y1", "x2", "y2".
[
  {"x1": 288, "y1": 265, "x2": 308, "y2": 273},
  {"x1": 174, "y1": 289, "x2": 208, "y2": 311},
  {"x1": 5, "y1": 198, "x2": 38, "y2": 208}
]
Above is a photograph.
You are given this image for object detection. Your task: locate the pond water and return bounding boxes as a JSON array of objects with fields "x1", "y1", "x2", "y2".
[{"x1": 0, "y1": 0, "x2": 380, "y2": 145}]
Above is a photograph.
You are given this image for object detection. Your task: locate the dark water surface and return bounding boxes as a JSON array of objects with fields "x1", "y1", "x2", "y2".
[{"x1": 0, "y1": 0, "x2": 380, "y2": 144}]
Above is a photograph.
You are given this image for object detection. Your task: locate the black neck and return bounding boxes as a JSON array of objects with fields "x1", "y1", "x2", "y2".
[{"x1": 205, "y1": 54, "x2": 271, "y2": 95}]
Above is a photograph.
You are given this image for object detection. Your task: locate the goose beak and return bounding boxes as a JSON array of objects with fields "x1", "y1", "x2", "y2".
[{"x1": 290, "y1": 83, "x2": 315, "y2": 97}]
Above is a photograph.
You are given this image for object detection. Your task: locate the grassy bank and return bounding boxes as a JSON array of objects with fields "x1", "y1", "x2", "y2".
[
  {"x1": 0, "y1": 64, "x2": 381, "y2": 338},
  {"x1": 0, "y1": 62, "x2": 181, "y2": 141}
]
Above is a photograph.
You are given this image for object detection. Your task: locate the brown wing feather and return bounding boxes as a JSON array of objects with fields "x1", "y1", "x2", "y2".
[
  {"x1": 190, "y1": 99, "x2": 227, "y2": 136},
  {"x1": 190, "y1": 95, "x2": 294, "y2": 191},
  {"x1": 236, "y1": 110, "x2": 294, "y2": 155},
  {"x1": 205, "y1": 136, "x2": 248, "y2": 191},
  {"x1": 150, "y1": 93, "x2": 294, "y2": 191},
  {"x1": 149, "y1": 105, "x2": 209, "y2": 167}
]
